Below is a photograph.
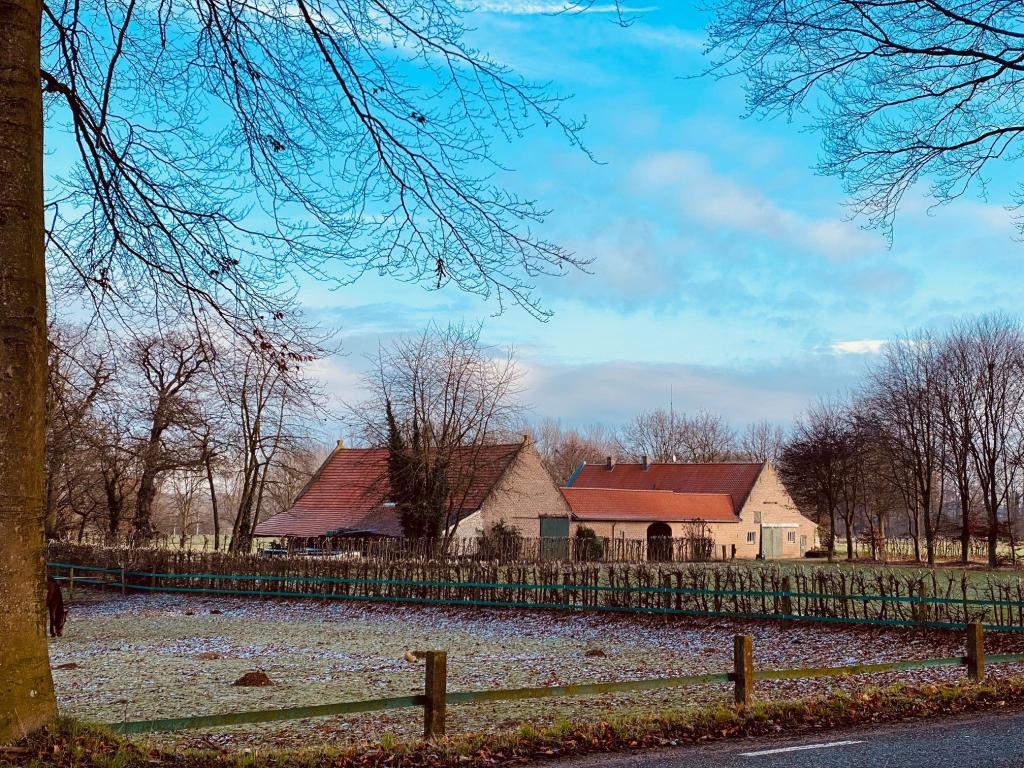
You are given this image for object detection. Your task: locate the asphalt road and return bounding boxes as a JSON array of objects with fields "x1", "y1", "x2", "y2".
[{"x1": 547, "y1": 708, "x2": 1024, "y2": 767}]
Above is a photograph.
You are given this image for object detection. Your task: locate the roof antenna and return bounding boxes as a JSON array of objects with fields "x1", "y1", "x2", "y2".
[{"x1": 669, "y1": 383, "x2": 674, "y2": 430}]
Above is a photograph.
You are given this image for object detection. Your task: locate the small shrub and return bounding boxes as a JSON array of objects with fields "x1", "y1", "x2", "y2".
[
  {"x1": 478, "y1": 520, "x2": 523, "y2": 562},
  {"x1": 573, "y1": 526, "x2": 605, "y2": 562}
]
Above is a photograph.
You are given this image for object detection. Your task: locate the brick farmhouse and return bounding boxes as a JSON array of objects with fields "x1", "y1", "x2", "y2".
[
  {"x1": 562, "y1": 458, "x2": 818, "y2": 559},
  {"x1": 253, "y1": 437, "x2": 569, "y2": 541}
]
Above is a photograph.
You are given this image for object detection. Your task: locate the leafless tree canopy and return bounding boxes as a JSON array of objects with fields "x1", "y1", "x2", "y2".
[
  {"x1": 779, "y1": 314, "x2": 1024, "y2": 567},
  {"x1": 44, "y1": 322, "x2": 327, "y2": 551},
  {"x1": 705, "y1": 0, "x2": 1024, "y2": 233},
  {"x1": 353, "y1": 323, "x2": 523, "y2": 541},
  {"x1": 530, "y1": 418, "x2": 616, "y2": 485},
  {"x1": 617, "y1": 408, "x2": 736, "y2": 463},
  {"x1": 42, "y1": 0, "x2": 592, "y2": 341}
]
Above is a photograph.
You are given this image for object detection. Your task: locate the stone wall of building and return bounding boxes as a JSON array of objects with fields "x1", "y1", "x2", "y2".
[{"x1": 476, "y1": 442, "x2": 570, "y2": 537}]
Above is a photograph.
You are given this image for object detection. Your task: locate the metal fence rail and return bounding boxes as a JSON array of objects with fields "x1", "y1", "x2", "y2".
[{"x1": 103, "y1": 625, "x2": 1021, "y2": 738}]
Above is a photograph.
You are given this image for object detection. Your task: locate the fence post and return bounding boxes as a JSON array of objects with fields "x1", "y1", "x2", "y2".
[
  {"x1": 966, "y1": 622, "x2": 985, "y2": 682},
  {"x1": 780, "y1": 576, "x2": 793, "y2": 624},
  {"x1": 914, "y1": 579, "x2": 930, "y2": 624},
  {"x1": 121, "y1": 567, "x2": 126, "y2": 598},
  {"x1": 68, "y1": 567, "x2": 75, "y2": 600},
  {"x1": 420, "y1": 651, "x2": 447, "y2": 739},
  {"x1": 733, "y1": 635, "x2": 753, "y2": 707}
]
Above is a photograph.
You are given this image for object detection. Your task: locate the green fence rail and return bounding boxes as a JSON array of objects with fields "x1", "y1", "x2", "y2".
[
  {"x1": 102, "y1": 627, "x2": 1024, "y2": 739},
  {"x1": 46, "y1": 561, "x2": 1024, "y2": 632}
]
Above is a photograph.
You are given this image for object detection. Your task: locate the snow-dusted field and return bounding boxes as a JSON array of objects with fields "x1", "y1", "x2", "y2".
[{"x1": 49, "y1": 589, "x2": 1024, "y2": 749}]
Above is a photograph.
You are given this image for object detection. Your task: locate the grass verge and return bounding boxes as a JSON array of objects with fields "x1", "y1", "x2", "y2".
[{"x1": 7, "y1": 677, "x2": 1024, "y2": 768}]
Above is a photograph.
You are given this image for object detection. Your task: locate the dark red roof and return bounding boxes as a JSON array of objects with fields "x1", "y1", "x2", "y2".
[
  {"x1": 254, "y1": 444, "x2": 524, "y2": 538},
  {"x1": 562, "y1": 488, "x2": 737, "y2": 523},
  {"x1": 568, "y1": 462, "x2": 764, "y2": 511}
]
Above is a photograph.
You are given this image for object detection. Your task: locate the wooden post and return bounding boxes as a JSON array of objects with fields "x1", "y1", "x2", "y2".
[
  {"x1": 421, "y1": 651, "x2": 447, "y2": 739},
  {"x1": 780, "y1": 576, "x2": 793, "y2": 627},
  {"x1": 121, "y1": 567, "x2": 126, "y2": 597},
  {"x1": 912, "y1": 579, "x2": 930, "y2": 624},
  {"x1": 966, "y1": 622, "x2": 985, "y2": 682},
  {"x1": 733, "y1": 635, "x2": 753, "y2": 707},
  {"x1": 68, "y1": 567, "x2": 75, "y2": 600}
]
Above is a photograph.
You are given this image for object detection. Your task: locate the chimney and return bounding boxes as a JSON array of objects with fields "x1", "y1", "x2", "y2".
[
  {"x1": 641, "y1": 455, "x2": 649, "y2": 471},
  {"x1": 336, "y1": 439, "x2": 345, "y2": 450},
  {"x1": 606, "y1": 456, "x2": 614, "y2": 471}
]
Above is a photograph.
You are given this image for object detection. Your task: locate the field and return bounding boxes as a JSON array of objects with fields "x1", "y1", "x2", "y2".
[{"x1": 48, "y1": 589, "x2": 1024, "y2": 751}]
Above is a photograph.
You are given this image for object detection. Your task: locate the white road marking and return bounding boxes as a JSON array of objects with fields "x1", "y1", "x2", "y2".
[{"x1": 740, "y1": 739, "x2": 865, "y2": 757}]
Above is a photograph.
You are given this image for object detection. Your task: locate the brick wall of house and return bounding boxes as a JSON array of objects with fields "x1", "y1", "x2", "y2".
[{"x1": 476, "y1": 442, "x2": 570, "y2": 537}]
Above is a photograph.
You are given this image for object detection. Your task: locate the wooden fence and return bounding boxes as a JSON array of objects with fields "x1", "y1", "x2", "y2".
[
  {"x1": 105, "y1": 624, "x2": 1011, "y2": 738},
  {"x1": 853, "y1": 536, "x2": 992, "y2": 562},
  {"x1": 46, "y1": 543, "x2": 1024, "y2": 630},
  {"x1": 57, "y1": 533, "x2": 717, "y2": 563}
]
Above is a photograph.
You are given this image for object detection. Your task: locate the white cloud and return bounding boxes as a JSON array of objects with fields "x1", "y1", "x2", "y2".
[
  {"x1": 519, "y1": 353, "x2": 868, "y2": 427},
  {"x1": 627, "y1": 25, "x2": 703, "y2": 51},
  {"x1": 462, "y1": 1, "x2": 655, "y2": 14},
  {"x1": 830, "y1": 339, "x2": 886, "y2": 354},
  {"x1": 632, "y1": 151, "x2": 882, "y2": 261}
]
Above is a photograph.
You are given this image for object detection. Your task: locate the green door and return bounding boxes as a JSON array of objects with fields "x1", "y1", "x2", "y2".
[
  {"x1": 763, "y1": 528, "x2": 784, "y2": 559},
  {"x1": 539, "y1": 516, "x2": 569, "y2": 561}
]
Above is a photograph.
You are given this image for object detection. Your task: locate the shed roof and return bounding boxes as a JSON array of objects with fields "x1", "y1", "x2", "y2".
[
  {"x1": 561, "y1": 487, "x2": 737, "y2": 523},
  {"x1": 254, "y1": 443, "x2": 525, "y2": 538},
  {"x1": 568, "y1": 462, "x2": 764, "y2": 512}
]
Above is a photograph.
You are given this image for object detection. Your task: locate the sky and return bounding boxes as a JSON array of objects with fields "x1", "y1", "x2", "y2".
[
  {"x1": 290, "y1": 0, "x2": 1024, "y2": 436},
  {"x1": 51, "y1": 1, "x2": 1024, "y2": 437}
]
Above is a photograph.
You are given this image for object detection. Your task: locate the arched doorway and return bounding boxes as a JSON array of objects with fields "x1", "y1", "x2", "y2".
[{"x1": 647, "y1": 522, "x2": 673, "y2": 562}]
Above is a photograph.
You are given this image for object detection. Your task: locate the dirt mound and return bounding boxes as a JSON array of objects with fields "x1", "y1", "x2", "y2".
[
  {"x1": 196, "y1": 651, "x2": 222, "y2": 660},
  {"x1": 233, "y1": 671, "x2": 273, "y2": 687},
  {"x1": 584, "y1": 648, "x2": 606, "y2": 658}
]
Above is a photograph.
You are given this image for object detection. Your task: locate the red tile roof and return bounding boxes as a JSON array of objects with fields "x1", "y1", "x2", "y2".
[
  {"x1": 254, "y1": 444, "x2": 525, "y2": 538},
  {"x1": 568, "y1": 462, "x2": 764, "y2": 511},
  {"x1": 561, "y1": 488, "x2": 737, "y2": 523}
]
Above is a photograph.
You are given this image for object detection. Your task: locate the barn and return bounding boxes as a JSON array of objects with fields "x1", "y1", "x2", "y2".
[
  {"x1": 562, "y1": 458, "x2": 818, "y2": 559},
  {"x1": 253, "y1": 437, "x2": 569, "y2": 542}
]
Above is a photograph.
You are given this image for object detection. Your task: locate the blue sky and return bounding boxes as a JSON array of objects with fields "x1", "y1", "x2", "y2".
[
  {"x1": 295, "y1": 1, "x2": 1024, "y2": 434},
  {"x1": 49, "y1": 1, "x2": 1023, "y2": 435}
]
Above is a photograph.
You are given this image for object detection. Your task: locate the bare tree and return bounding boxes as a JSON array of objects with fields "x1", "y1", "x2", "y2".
[
  {"x1": 531, "y1": 418, "x2": 615, "y2": 485},
  {"x1": 44, "y1": 324, "x2": 112, "y2": 537},
  {"x1": 862, "y1": 333, "x2": 945, "y2": 564},
  {"x1": 680, "y1": 410, "x2": 737, "y2": 462},
  {"x1": 961, "y1": 315, "x2": 1024, "y2": 567},
  {"x1": 705, "y1": 1, "x2": 1024, "y2": 237},
  {"x1": 167, "y1": 471, "x2": 204, "y2": 549},
  {"x1": 214, "y1": 342, "x2": 322, "y2": 554},
  {"x1": 619, "y1": 408, "x2": 736, "y2": 463},
  {"x1": 128, "y1": 332, "x2": 212, "y2": 541},
  {"x1": 355, "y1": 324, "x2": 523, "y2": 544},
  {"x1": 937, "y1": 328, "x2": 984, "y2": 563},
  {"x1": 779, "y1": 401, "x2": 858, "y2": 560},
  {"x1": 2, "y1": 0, "x2": 595, "y2": 737},
  {"x1": 617, "y1": 408, "x2": 685, "y2": 463},
  {"x1": 738, "y1": 420, "x2": 786, "y2": 463}
]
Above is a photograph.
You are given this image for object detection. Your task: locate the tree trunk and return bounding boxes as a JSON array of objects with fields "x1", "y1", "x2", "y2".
[
  {"x1": 923, "y1": 506, "x2": 936, "y2": 566},
  {"x1": 988, "y1": 486, "x2": 999, "y2": 568},
  {"x1": 0, "y1": 0, "x2": 58, "y2": 742},
  {"x1": 960, "y1": 490, "x2": 971, "y2": 565},
  {"x1": 133, "y1": 465, "x2": 159, "y2": 542},
  {"x1": 204, "y1": 452, "x2": 220, "y2": 552},
  {"x1": 826, "y1": 506, "x2": 836, "y2": 562}
]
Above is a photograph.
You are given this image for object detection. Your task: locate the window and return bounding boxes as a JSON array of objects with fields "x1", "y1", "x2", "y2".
[
  {"x1": 787, "y1": 531, "x2": 796, "y2": 543},
  {"x1": 746, "y1": 531, "x2": 756, "y2": 544},
  {"x1": 753, "y1": 511, "x2": 762, "y2": 523}
]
